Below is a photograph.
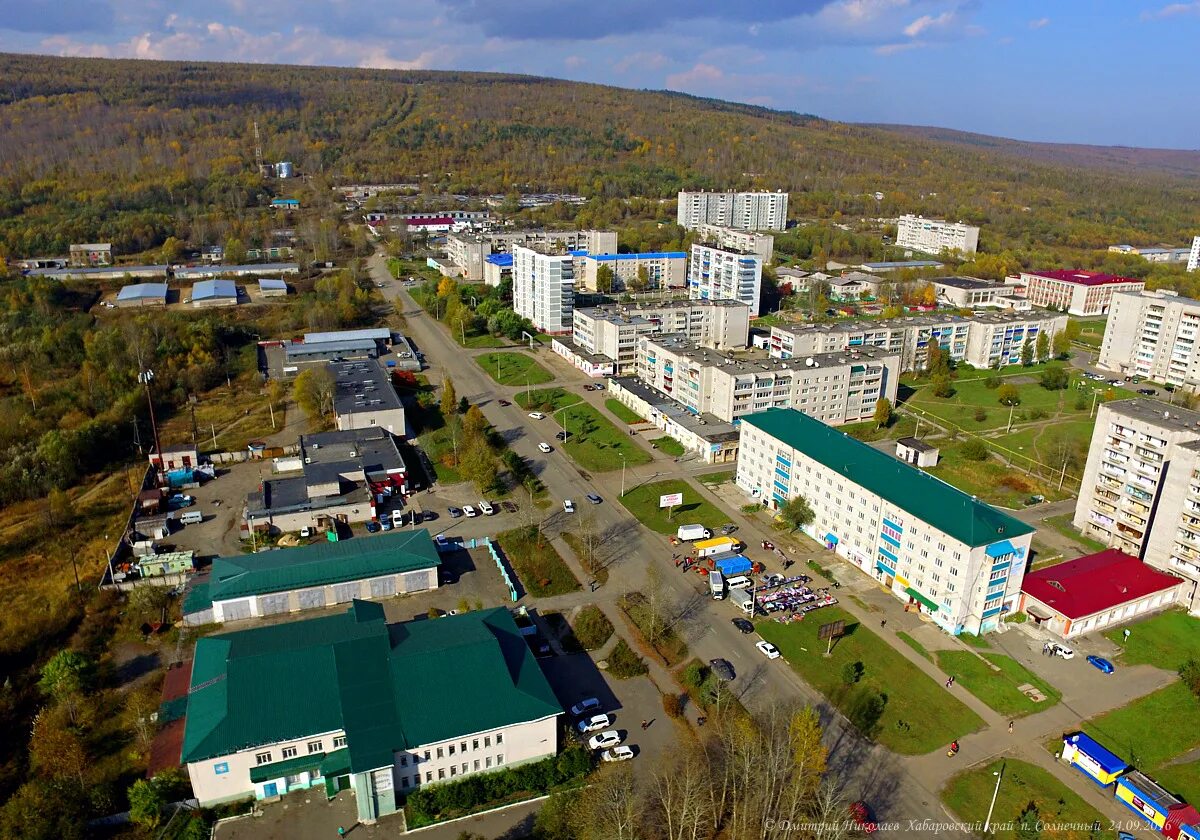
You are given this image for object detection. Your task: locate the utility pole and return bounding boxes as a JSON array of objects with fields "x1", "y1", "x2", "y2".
[
  {"x1": 139, "y1": 370, "x2": 163, "y2": 479},
  {"x1": 268, "y1": 397, "x2": 275, "y2": 430},
  {"x1": 983, "y1": 764, "x2": 1005, "y2": 835},
  {"x1": 620, "y1": 454, "x2": 627, "y2": 497},
  {"x1": 1059, "y1": 452, "x2": 1070, "y2": 490},
  {"x1": 1007, "y1": 401, "x2": 1015, "y2": 433},
  {"x1": 1091, "y1": 390, "x2": 1099, "y2": 418}
]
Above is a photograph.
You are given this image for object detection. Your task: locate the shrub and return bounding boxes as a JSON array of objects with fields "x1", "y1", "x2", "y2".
[
  {"x1": 841, "y1": 661, "x2": 864, "y2": 685},
  {"x1": 1180, "y1": 658, "x2": 1200, "y2": 701},
  {"x1": 1074, "y1": 395, "x2": 1089, "y2": 411},
  {"x1": 974, "y1": 407, "x2": 988, "y2": 423},
  {"x1": 1028, "y1": 408, "x2": 1048, "y2": 420},
  {"x1": 662, "y1": 692, "x2": 683, "y2": 718},
  {"x1": 930, "y1": 375, "x2": 954, "y2": 398},
  {"x1": 1000, "y1": 474, "x2": 1033, "y2": 492},
  {"x1": 961, "y1": 439, "x2": 989, "y2": 461},
  {"x1": 606, "y1": 639, "x2": 649, "y2": 679},
  {"x1": 996, "y1": 383, "x2": 1021, "y2": 406},
  {"x1": 572, "y1": 605, "x2": 613, "y2": 650},
  {"x1": 681, "y1": 660, "x2": 708, "y2": 689},
  {"x1": 984, "y1": 375, "x2": 1001, "y2": 390}
]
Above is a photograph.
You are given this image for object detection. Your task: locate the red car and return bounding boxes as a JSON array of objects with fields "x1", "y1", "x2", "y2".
[{"x1": 849, "y1": 802, "x2": 877, "y2": 834}]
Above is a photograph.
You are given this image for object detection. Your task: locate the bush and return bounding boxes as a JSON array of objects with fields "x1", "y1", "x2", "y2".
[
  {"x1": 1074, "y1": 395, "x2": 1089, "y2": 411},
  {"x1": 974, "y1": 407, "x2": 988, "y2": 423},
  {"x1": 930, "y1": 375, "x2": 954, "y2": 398},
  {"x1": 841, "y1": 661, "x2": 864, "y2": 685},
  {"x1": 997, "y1": 383, "x2": 1021, "y2": 406},
  {"x1": 999, "y1": 474, "x2": 1033, "y2": 492},
  {"x1": 1028, "y1": 408, "x2": 1048, "y2": 420},
  {"x1": 606, "y1": 639, "x2": 649, "y2": 679},
  {"x1": 681, "y1": 660, "x2": 708, "y2": 689},
  {"x1": 1181, "y1": 658, "x2": 1200, "y2": 701},
  {"x1": 572, "y1": 605, "x2": 613, "y2": 650},
  {"x1": 984, "y1": 375, "x2": 1001, "y2": 390},
  {"x1": 1039, "y1": 364, "x2": 1071, "y2": 391},
  {"x1": 961, "y1": 439, "x2": 989, "y2": 461},
  {"x1": 662, "y1": 692, "x2": 683, "y2": 718}
]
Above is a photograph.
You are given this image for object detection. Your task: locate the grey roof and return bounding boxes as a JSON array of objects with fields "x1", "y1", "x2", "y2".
[
  {"x1": 258, "y1": 278, "x2": 288, "y2": 290},
  {"x1": 304, "y1": 328, "x2": 393, "y2": 345},
  {"x1": 302, "y1": 427, "x2": 405, "y2": 476},
  {"x1": 191, "y1": 279, "x2": 237, "y2": 300},
  {"x1": 610, "y1": 376, "x2": 739, "y2": 443},
  {"x1": 26, "y1": 264, "x2": 168, "y2": 278},
  {"x1": 898, "y1": 436, "x2": 938, "y2": 452},
  {"x1": 331, "y1": 360, "x2": 403, "y2": 417},
  {"x1": 176, "y1": 263, "x2": 299, "y2": 278},
  {"x1": 1104, "y1": 398, "x2": 1200, "y2": 432},
  {"x1": 285, "y1": 339, "x2": 378, "y2": 360},
  {"x1": 932, "y1": 276, "x2": 997, "y2": 290},
  {"x1": 117, "y1": 282, "x2": 169, "y2": 301},
  {"x1": 644, "y1": 334, "x2": 896, "y2": 377}
]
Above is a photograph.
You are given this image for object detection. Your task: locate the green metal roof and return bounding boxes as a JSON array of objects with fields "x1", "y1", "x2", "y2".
[
  {"x1": 250, "y1": 752, "x2": 324, "y2": 783},
  {"x1": 187, "y1": 529, "x2": 441, "y2": 612},
  {"x1": 182, "y1": 582, "x2": 212, "y2": 615},
  {"x1": 905, "y1": 586, "x2": 939, "y2": 612},
  {"x1": 181, "y1": 602, "x2": 562, "y2": 772},
  {"x1": 742, "y1": 409, "x2": 1034, "y2": 548}
]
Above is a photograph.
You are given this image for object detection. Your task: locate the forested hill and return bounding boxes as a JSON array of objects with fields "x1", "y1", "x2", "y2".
[{"x1": 1, "y1": 51, "x2": 1199, "y2": 258}]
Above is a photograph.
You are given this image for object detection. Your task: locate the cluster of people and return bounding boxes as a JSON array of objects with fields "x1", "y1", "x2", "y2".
[{"x1": 762, "y1": 584, "x2": 838, "y2": 617}]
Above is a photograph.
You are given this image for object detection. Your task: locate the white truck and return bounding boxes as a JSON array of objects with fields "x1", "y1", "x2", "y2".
[
  {"x1": 729, "y1": 588, "x2": 755, "y2": 615},
  {"x1": 709, "y1": 569, "x2": 726, "y2": 600},
  {"x1": 677, "y1": 524, "x2": 712, "y2": 542}
]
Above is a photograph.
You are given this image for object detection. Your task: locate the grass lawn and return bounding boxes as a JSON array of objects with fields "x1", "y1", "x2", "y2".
[
  {"x1": 1042, "y1": 513, "x2": 1108, "y2": 554},
  {"x1": 557, "y1": 403, "x2": 652, "y2": 472},
  {"x1": 926, "y1": 446, "x2": 1065, "y2": 507},
  {"x1": 650, "y1": 436, "x2": 685, "y2": 456},
  {"x1": 907, "y1": 377, "x2": 1077, "y2": 432},
  {"x1": 1083, "y1": 682, "x2": 1200, "y2": 769},
  {"x1": 496, "y1": 526, "x2": 580, "y2": 597},
  {"x1": 604, "y1": 398, "x2": 645, "y2": 424},
  {"x1": 841, "y1": 415, "x2": 918, "y2": 443},
  {"x1": 1101, "y1": 609, "x2": 1200, "y2": 671},
  {"x1": 757, "y1": 609, "x2": 983, "y2": 754},
  {"x1": 1073, "y1": 317, "x2": 1107, "y2": 349},
  {"x1": 460, "y1": 332, "x2": 507, "y2": 349},
  {"x1": 942, "y1": 759, "x2": 1106, "y2": 840},
  {"x1": 560, "y1": 531, "x2": 610, "y2": 585},
  {"x1": 570, "y1": 604, "x2": 613, "y2": 650},
  {"x1": 606, "y1": 638, "x2": 649, "y2": 679},
  {"x1": 896, "y1": 631, "x2": 931, "y2": 662},
  {"x1": 476, "y1": 352, "x2": 554, "y2": 386},
  {"x1": 516, "y1": 388, "x2": 582, "y2": 412},
  {"x1": 935, "y1": 651, "x2": 1061, "y2": 717},
  {"x1": 1152, "y1": 759, "x2": 1200, "y2": 811},
  {"x1": 620, "y1": 592, "x2": 689, "y2": 667},
  {"x1": 619, "y1": 479, "x2": 733, "y2": 535},
  {"x1": 698, "y1": 470, "x2": 736, "y2": 486}
]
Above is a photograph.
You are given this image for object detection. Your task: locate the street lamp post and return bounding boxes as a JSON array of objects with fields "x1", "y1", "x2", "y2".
[
  {"x1": 620, "y1": 454, "x2": 627, "y2": 497},
  {"x1": 983, "y1": 764, "x2": 1004, "y2": 834},
  {"x1": 138, "y1": 369, "x2": 163, "y2": 477}
]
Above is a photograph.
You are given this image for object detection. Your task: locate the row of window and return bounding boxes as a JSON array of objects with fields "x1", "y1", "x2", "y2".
[
  {"x1": 255, "y1": 736, "x2": 347, "y2": 766},
  {"x1": 399, "y1": 733, "x2": 504, "y2": 767},
  {"x1": 399, "y1": 755, "x2": 505, "y2": 787}
]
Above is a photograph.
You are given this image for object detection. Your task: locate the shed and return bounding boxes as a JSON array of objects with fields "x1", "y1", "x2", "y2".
[
  {"x1": 1020, "y1": 550, "x2": 1184, "y2": 639},
  {"x1": 190, "y1": 279, "x2": 238, "y2": 307},
  {"x1": 896, "y1": 437, "x2": 939, "y2": 468},
  {"x1": 116, "y1": 282, "x2": 168, "y2": 308},
  {"x1": 138, "y1": 551, "x2": 196, "y2": 578},
  {"x1": 258, "y1": 278, "x2": 288, "y2": 297},
  {"x1": 1061, "y1": 732, "x2": 1128, "y2": 787}
]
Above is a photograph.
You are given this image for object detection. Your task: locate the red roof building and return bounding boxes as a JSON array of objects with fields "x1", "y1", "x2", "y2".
[
  {"x1": 1019, "y1": 270, "x2": 1145, "y2": 316},
  {"x1": 1020, "y1": 549, "x2": 1183, "y2": 639}
]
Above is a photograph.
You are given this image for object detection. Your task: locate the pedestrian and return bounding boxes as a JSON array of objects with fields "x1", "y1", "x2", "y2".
[
  {"x1": 1008, "y1": 721, "x2": 1014, "y2": 734},
  {"x1": 697, "y1": 715, "x2": 706, "y2": 727},
  {"x1": 880, "y1": 619, "x2": 887, "y2": 630},
  {"x1": 950, "y1": 676, "x2": 955, "y2": 686},
  {"x1": 641, "y1": 719, "x2": 648, "y2": 730}
]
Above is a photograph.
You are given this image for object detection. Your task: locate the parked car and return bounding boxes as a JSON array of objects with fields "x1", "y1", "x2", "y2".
[
  {"x1": 463, "y1": 505, "x2": 478, "y2": 518},
  {"x1": 1138, "y1": 388, "x2": 1156, "y2": 395},
  {"x1": 447, "y1": 507, "x2": 463, "y2": 518},
  {"x1": 602, "y1": 746, "x2": 634, "y2": 762},
  {"x1": 720, "y1": 523, "x2": 738, "y2": 535},
  {"x1": 731, "y1": 618, "x2": 754, "y2": 634},
  {"x1": 588, "y1": 731, "x2": 622, "y2": 751},
  {"x1": 586, "y1": 493, "x2": 603, "y2": 505},
  {"x1": 529, "y1": 412, "x2": 545, "y2": 419},
  {"x1": 365, "y1": 521, "x2": 381, "y2": 533},
  {"x1": 478, "y1": 500, "x2": 495, "y2": 515},
  {"x1": 577, "y1": 714, "x2": 611, "y2": 733},
  {"x1": 538, "y1": 442, "x2": 553, "y2": 453},
  {"x1": 300, "y1": 526, "x2": 313, "y2": 538},
  {"x1": 708, "y1": 658, "x2": 736, "y2": 681},
  {"x1": 498, "y1": 399, "x2": 511, "y2": 406},
  {"x1": 848, "y1": 802, "x2": 878, "y2": 834},
  {"x1": 555, "y1": 431, "x2": 570, "y2": 441},
  {"x1": 1087, "y1": 655, "x2": 1115, "y2": 674},
  {"x1": 570, "y1": 697, "x2": 601, "y2": 717},
  {"x1": 755, "y1": 641, "x2": 781, "y2": 660},
  {"x1": 1044, "y1": 642, "x2": 1075, "y2": 659},
  {"x1": 380, "y1": 518, "x2": 393, "y2": 531},
  {"x1": 563, "y1": 499, "x2": 576, "y2": 514},
  {"x1": 391, "y1": 509, "x2": 405, "y2": 525}
]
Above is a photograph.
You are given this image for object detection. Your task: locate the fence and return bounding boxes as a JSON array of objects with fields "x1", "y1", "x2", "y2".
[
  {"x1": 98, "y1": 464, "x2": 157, "y2": 590},
  {"x1": 483, "y1": 537, "x2": 521, "y2": 602}
]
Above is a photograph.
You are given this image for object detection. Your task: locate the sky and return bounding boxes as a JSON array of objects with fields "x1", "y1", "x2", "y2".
[{"x1": 2, "y1": 0, "x2": 1198, "y2": 149}]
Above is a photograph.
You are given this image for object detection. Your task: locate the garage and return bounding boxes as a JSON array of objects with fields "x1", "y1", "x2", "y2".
[
  {"x1": 297, "y1": 588, "x2": 326, "y2": 610},
  {"x1": 402, "y1": 570, "x2": 433, "y2": 593},
  {"x1": 222, "y1": 600, "x2": 253, "y2": 622},
  {"x1": 260, "y1": 593, "x2": 290, "y2": 615},
  {"x1": 369, "y1": 577, "x2": 397, "y2": 598},
  {"x1": 332, "y1": 582, "x2": 361, "y2": 603}
]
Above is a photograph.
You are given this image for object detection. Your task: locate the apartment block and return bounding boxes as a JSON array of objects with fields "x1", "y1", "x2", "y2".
[
  {"x1": 445, "y1": 229, "x2": 617, "y2": 281},
  {"x1": 1073, "y1": 399, "x2": 1200, "y2": 613},
  {"x1": 1099, "y1": 290, "x2": 1200, "y2": 389},
  {"x1": 512, "y1": 246, "x2": 574, "y2": 334},
  {"x1": 578, "y1": 252, "x2": 687, "y2": 292},
  {"x1": 1189, "y1": 236, "x2": 1200, "y2": 273},
  {"x1": 768, "y1": 311, "x2": 1067, "y2": 372},
  {"x1": 636, "y1": 335, "x2": 899, "y2": 426},
  {"x1": 689, "y1": 244, "x2": 764, "y2": 317},
  {"x1": 677, "y1": 191, "x2": 788, "y2": 231},
  {"x1": 1019, "y1": 270, "x2": 1145, "y2": 316},
  {"x1": 932, "y1": 276, "x2": 1008, "y2": 308},
  {"x1": 894, "y1": 215, "x2": 980, "y2": 255},
  {"x1": 736, "y1": 409, "x2": 1034, "y2": 635},
  {"x1": 570, "y1": 299, "x2": 750, "y2": 373},
  {"x1": 693, "y1": 224, "x2": 775, "y2": 263}
]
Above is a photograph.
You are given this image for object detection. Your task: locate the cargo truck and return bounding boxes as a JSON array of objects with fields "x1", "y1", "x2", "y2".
[
  {"x1": 677, "y1": 524, "x2": 712, "y2": 541},
  {"x1": 693, "y1": 536, "x2": 742, "y2": 558},
  {"x1": 709, "y1": 569, "x2": 726, "y2": 600},
  {"x1": 715, "y1": 555, "x2": 753, "y2": 577},
  {"x1": 729, "y1": 588, "x2": 755, "y2": 615}
]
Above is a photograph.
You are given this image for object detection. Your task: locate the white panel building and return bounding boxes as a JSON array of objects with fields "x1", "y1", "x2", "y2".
[
  {"x1": 677, "y1": 191, "x2": 788, "y2": 231},
  {"x1": 894, "y1": 215, "x2": 980, "y2": 255},
  {"x1": 1099, "y1": 290, "x2": 1200, "y2": 389},
  {"x1": 512, "y1": 246, "x2": 574, "y2": 334},
  {"x1": 688, "y1": 244, "x2": 764, "y2": 317}
]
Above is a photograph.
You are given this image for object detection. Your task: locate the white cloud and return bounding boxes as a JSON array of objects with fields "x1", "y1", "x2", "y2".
[
  {"x1": 903, "y1": 10, "x2": 954, "y2": 38},
  {"x1": 1028, "y1": 17, "x2": 1050, "y2": 29},
  {"x1": 563, "y1": 54, "x2": 586, "y2": 69},
  {"x1": 1142, "y1": 1, "x2": 1200, "y2": 19},
  {"x1": 612, "y1": 50, "x2": 670, "y2": 74},
  {"x1": 875, "y1": 40, "x2": 925, "y2": 55}
]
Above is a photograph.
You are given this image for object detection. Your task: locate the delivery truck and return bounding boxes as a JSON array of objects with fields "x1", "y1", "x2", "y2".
[
  {"x1": 693, "y1": 536, "x2": 742, "y2": 558},
  {"x1": 730, "y1": 588, "x2": 755, "y2": 615},
  {"x1": 677, "y1": 524, "x2": 712, "y2": 542},
  {"x1": 709, "y1": 569, "x2": 726, "y2": 600},
  {"x1": 715, "y1": 555, "x2": 753, "y2": 577}
]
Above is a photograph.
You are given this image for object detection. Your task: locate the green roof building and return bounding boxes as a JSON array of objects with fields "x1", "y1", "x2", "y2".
[
  {"x1": 736, "y1": 408, "x2": 1034, "y2": 635},
  {"x1": 183, "y1": 601, "x2": 562, "y2": 822},
  {"x1": 183, "y1": 529, "x2": 441, "y2": 626}
]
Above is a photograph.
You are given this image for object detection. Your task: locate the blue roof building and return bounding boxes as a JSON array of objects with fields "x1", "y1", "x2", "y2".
[
  {"x1": 191, "y1": 279, "x2": 238, "y2": 307},
  {"x1": 116, "y1": 282, "x2": 169, "y2": 307}
]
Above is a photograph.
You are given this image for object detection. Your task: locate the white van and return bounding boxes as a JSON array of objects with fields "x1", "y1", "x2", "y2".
[
  {"x1": 179, "y1": 510, "x2": 204, "y2": 525},
  {"x1": 391, "y1": 509, "x2": 405, "y2": 525},
  {"x1": 726, "y1": 575, "x2": 754, "y2": 591},
  {"x1": 478, "y1": 500, "x2": 495, "y2": 516}
]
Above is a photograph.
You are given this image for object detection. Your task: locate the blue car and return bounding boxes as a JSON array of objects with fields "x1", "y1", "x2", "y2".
[
  {"x1": 365, "y1": 521, "x2": 381, "y2": 533},
  {"x1": 1087, "y1": 655, "x2": 1115, "y2": 674}
]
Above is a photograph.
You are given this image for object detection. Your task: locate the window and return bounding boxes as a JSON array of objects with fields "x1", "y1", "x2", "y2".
[
  {"x1": 486, "y1": 757, "x2": 492, "y2": 768},
  {"x1": 400, "y1": 755, "x2": 408, "y2": 767},
  {"x1": 484, "y1": 736, "x2": 491, "y2": 748},
  {"x1": 437, "y1": 747, "x2": 444, "y2": 759},
  {"x1": 214, "y1": 762, "x2": 229, "y2": 775},
  {"x1": 400, "y1": 776, "x2": 409, "y2": 788},
  {"x1": 333, "y1": 736, "x2": 347, "y2": 748},
  {"x1": 450, "y1": 766, "x2": 457, "y2": 777},
  {"x1": 472, "y1": 739, "x2": 479, "y2": 751},
  {"x1": 423, "y1": 750, "x2": 430, "y2": 761},
  {"x1": 496, "y1": 755, "x2": 505, "y2": 766},
  {"x1": 462, "y1": 763, "x2": 468, "y2": 774},
  {"x1": 281, "y1": 746, "x2": 297, "y2": 759},
  {"x1": 448, "y1": 744, "x2": 455, "y2": 756},
  {"x1": 255, "y1": 752, "x2": 272, "y2": 766},
  {"x1": 461, "y1": 742, "x2": 467, "y2": 753},
  {"x1": 474, "y1": 760, "x2": 480, "y2": 771},
  {"x1": 307, "y1": 741, "x2": 323, "y2": 755},
  {"x1": 425, "y1": 772, "x2": 433, "y2": 783},
  {"x1": 438, "y1": 769, "x2": 445, "y2": 780},
  {"x1": 496, "y1": 733, "x2": 504, "y2": 745}
]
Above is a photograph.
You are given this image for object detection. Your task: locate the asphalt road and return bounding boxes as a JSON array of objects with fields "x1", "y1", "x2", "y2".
[{"x1": 371, "y1": 254, "x2": 957, "y2": 831}]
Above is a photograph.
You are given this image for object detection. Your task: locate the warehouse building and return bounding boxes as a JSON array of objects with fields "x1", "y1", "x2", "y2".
[
  {"x1": 736, "y1": 408, "x2": 1034, "y2": 635},
  {"x1": 181, "y1": 601, "x2": 561, "y2": 822},
  {"x1": 25, "y1": 264, "x2": 168, "y2": 281},
  {"x1": 190, "y1": 279, "x2": 239, "y2": 308},
  {"x1": 116, "y1": 282, "x2": 169, "y2": 308},
  {"x1": 258, "y1": 278, "x2": 289, "y2": 297},
  {"x1": 181, "y1": 529, "x2": 440, "y2": 625},
  {"x1": 331, "y1": 359, "x2": 406, "y2": 437}
]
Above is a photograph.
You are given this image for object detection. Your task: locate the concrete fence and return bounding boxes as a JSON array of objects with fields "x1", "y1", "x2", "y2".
[{"x1": 483, "y1": 537, "x2": 521, "y2": 602}]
